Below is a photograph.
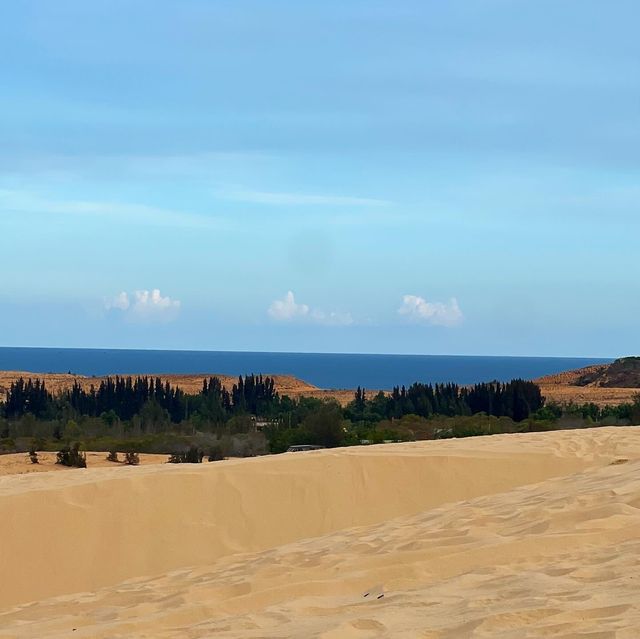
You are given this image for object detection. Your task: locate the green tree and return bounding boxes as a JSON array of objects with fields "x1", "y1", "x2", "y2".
[
  {"x1": 302, "y1": 402, "x2": 345, "y2": 448},
  {"x1": 227, "y1": 414, "x2": 254, "y2": 434},
  {"x1": 139, "y1": 400, "x2": 170, "y2": 433},
  {"x1": 63, "y1": 419, "x2": 82, "y2": 442}
]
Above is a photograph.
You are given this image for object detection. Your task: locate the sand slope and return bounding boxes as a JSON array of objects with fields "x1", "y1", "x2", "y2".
[
  {"x1": 536, "y1": 363, "x2": 639, "y2": 406},
  {"x1": 2, "y1": 428, "x2": 640, "y2": 637},
  {"x1": 0, "y1": 371, "x2": 320, "y2": 396},
  {"x1": 0, "y1": 371, "x2": 367, "y2": 405}
]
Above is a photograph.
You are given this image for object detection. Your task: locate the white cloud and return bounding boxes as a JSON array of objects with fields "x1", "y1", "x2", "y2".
[
  {"x1": 267, "y1": 291, "x2": 310, "y2": 321},
  {"x1": 131, "y1": 289, "x2": 181, "y2": 319},
  {"x1": 105, "y1": 291, "x2": 130, "y2": 311},
  {"x1": 220, "y1": 189, "x2": 390, "y2": 207},
  {"x1": 268, "y1": 291, "x2": 353, "y2": 326},
  {"x1": 398, "y1": 295, "x2": 463, "y2": 327},
  {"x1": 105, "y1": 289, "x2": 181, "y2": 323}
]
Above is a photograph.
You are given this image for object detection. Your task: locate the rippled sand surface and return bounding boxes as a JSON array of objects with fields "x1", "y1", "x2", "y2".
[{"x1": 2, "y1": 428, "x2": 640, "y2": 638}]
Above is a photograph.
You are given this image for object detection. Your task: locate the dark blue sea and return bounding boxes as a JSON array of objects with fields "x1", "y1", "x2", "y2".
[{"x1": 0, "y1": 348, "x2": 611, "y2": 389}]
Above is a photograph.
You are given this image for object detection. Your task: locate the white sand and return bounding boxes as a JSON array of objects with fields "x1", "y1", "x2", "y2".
[{"x1": 2, "y1": 428, "x2": 640, "y2": 637}]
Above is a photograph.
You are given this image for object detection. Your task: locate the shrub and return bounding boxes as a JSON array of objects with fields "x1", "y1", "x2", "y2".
[
  {"x1": 208, "y1": 445, "x2": 224, "y2": 461},
  {"x1": 106, "y1": 449, "x2": 119, "y2": 463},
  {"x1": 56, "y1": 442, "x2": 87, "y2": 468},
  {"x1": 0, "y1": 438, "x2": 16, "y2": 452},
  {"x1": 124, "y1": 451, "x2": 140, "y2": 465},
  {"x1": 186, "y1": 445, "x2": 203, "y2": 463},
  {"x1": 56, "y1": 447, "x2": 70, "y2": 466},
  {"x1": 167, "y1": 446, "x2": 203, "y2": 463},
  {"x1": 28, "y1": 447, "x2": 39, "y2": 464}
]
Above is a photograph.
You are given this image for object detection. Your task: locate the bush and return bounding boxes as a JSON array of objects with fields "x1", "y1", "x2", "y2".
[
  {"x1": 106, "y1": 449, "x2": 119, "y2": 463},
  {"x1": 186, "y1": 445, "x2": 203, "y2": 463},
  {"x1": 28, "y1": 446, "x2": 39, "y2": 464},
  {"x1": 124, "y1": 451, "x2": 140, "y2": 465},
  {"x1": 167, "y1": 445, "x2": 203, "y2": 463},
  {"x1": 208, "y1": 445, "x2": 224, "y2": 461},
  {"x1": 0, "y1": 438, "x2": 16, "y2": 452},
  {"x1": 56, "y1": 442, "x2": 87, "y2": 468}
]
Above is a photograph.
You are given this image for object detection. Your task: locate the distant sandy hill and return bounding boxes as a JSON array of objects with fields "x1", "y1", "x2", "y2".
[
  {"x1": 0, "y1": 370, "x2": 315, "y2": 395},
  {"x1": 536, "y1": 363, "x2": 610, "y2": 386},
  {"x1": 536, "y1": 358, "x2": 640, "y2": 406},
  {"x1": 573, "y1": 356, "x2": 640, "y2": 388},
  {"x1": 2, "y1": 358, "x2": 639, "y2": 410},
  {"x1": 2, "y1": 429, "x2": 640, "y2": 636},
  {"x1": 0, "y1": 371, "x2": 363, "y2": 406}
]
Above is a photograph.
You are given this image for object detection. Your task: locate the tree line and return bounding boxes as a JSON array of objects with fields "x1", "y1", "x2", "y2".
[
  {"x1": 6, "y1": 373, "x2": 635, "y2": 457},
  {"x1": 348, "y1": 379, "x2": 544, "y2": 423},
  {"x1": 2, "y1": 374, "x2": 280, "y2": 423}
]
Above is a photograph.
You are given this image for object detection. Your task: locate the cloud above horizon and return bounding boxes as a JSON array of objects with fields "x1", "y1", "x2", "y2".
[
  {"x1": 105, "y1": 289, "x2": 181, "y2": 323},
  {"x1": 398, "y1": 295, "x2": 463, "y2": 327},
  {"x1": 268, "y1": 291, "x2": 353, "y2": 326}
]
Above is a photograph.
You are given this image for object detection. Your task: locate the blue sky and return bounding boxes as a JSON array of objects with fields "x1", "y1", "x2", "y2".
[{"x1": 1, "y1": 0, "x2": 638, "y2": 357}]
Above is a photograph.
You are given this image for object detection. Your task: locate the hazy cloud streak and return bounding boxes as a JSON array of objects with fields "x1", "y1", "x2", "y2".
[
  {"x1": 0, "y1": 189, "x2": 219, "y2": 229},
  {"x1": 221, "y1": 189, "x2": 391, "y2": 207}
]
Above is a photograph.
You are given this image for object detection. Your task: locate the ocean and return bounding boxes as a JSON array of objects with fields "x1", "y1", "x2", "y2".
[{"x1": 0, "y1": 347, "x2": 611, "y2": 390}]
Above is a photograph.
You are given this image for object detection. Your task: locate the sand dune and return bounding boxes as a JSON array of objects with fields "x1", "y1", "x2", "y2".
[
  {"x1": 2, "y1": 428, "x2": 640, "y2": 637},
  {"x1": 0, "y1": 370, "x2": 322, "y2": 396},
  {"x1": 535, "y1": 361, "x2": 640, "y2": 407},
  {"x1": 537, "y1": 384, "x2": 638, "y2": 407},
  {"x1": 0, "y1": 371, "x2": 366, "y2": 406}
]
